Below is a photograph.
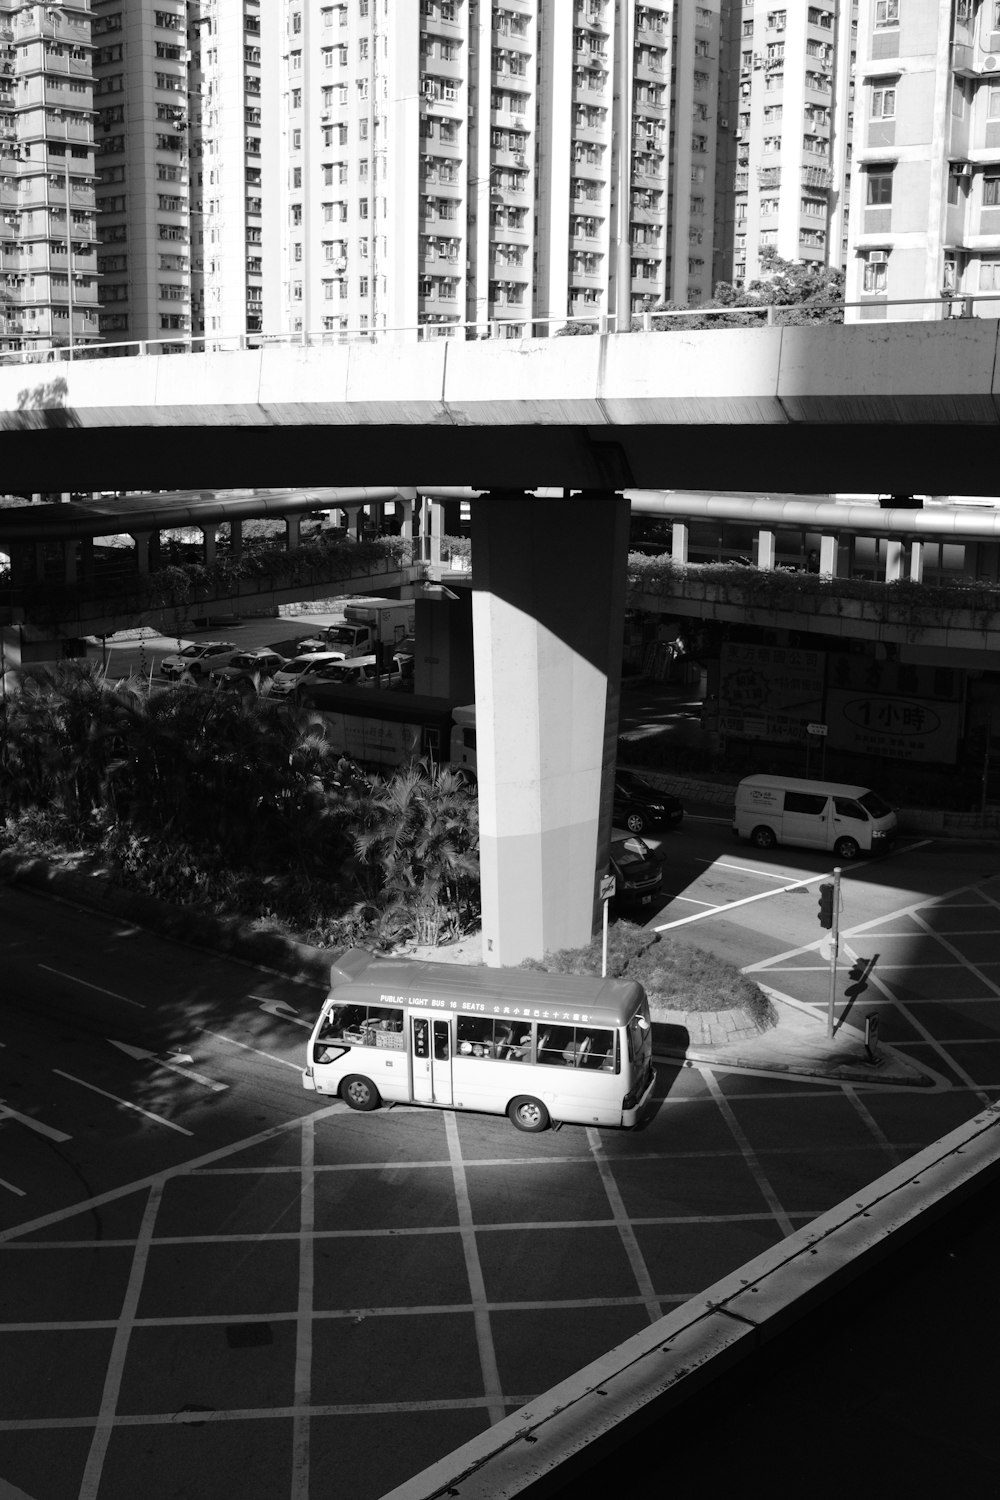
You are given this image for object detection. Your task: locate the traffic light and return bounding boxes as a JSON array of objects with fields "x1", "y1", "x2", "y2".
[{"x1": 818, "y1": 883, "x2": 835, "y2": 930}]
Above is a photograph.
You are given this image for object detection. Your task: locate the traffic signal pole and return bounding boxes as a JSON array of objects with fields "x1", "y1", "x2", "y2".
[{"x1": 824, "y1": 866, "x2": 842, "y2": 1038}]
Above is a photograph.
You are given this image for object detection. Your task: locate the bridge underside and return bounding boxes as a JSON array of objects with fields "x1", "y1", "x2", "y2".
[{"x1": 0, "y1": 420, "x2": 997, "y2": 497}]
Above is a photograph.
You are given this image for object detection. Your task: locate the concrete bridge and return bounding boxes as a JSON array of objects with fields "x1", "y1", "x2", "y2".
[{"x1": 2, "y1": 320, "x2": 997, "y2": 965}]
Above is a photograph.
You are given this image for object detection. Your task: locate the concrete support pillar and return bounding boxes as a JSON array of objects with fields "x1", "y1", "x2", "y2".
[
  {"x1": 819, "y1": 534, "x2": 838, "y2": 576},
  {"x1": 671, "y1": 521, "x2": 689, "y2": 563},
  {"x1": 202, "y1": 527, "x2": 217, "y2": 566},
  {"x1": 346, "y1": 506, "x2": 363, "y2": 541},
  {"x1": 756, "y1": 529, "x2": 776, "y2": 570},
  {"x1": 399, "y1": 498, "x2": 415, "y2": 541},
  {"x1": 472, "y1": 490, "x2": 630, "y2": 965},
  {"x1": 131, "y1": 530, "x2": 152, "y2": 575},
  {"x1": 428, "y1": 500, "x2": 444, "y2": 566},
  {"x1": 285, "y1": 514, "x2": 301, "y2": 551},
  {"x1": 230, "y1": 520, "x2": 243, "y2": 558},
  {"x1": 909, "y1": 541, "x2": 924, "y2": 583},
  {"x1": 885, "y1": 539, "x2": 905, "y2": 582}
]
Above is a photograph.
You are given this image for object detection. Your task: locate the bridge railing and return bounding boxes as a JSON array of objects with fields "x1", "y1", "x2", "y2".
[{"x1": 2, "y1": 292, "x2": 999, "y2": 366}]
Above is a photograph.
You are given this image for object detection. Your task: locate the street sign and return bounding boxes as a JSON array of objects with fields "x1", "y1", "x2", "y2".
[
  {"x1": 600, "y1": 875, "x2": 616, "y2": 902},
  {"x1": 807, "y1": 722, "x2": 828, "y2": 736}
]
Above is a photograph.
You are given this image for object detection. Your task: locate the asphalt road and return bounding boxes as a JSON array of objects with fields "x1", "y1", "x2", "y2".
[{"x1": 1, "y1": 824, "x2": 999, "y2": 1498}]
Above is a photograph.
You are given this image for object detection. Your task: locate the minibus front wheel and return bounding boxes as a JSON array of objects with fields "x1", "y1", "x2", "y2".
[
  {"x1": 341, "y1": 1075, "x2": 382, "y2": 1112},
  {"x1": 508, "y1": 1096, "x2": 550, "y2": 1133},
  {"x1": 834, "y1": 835, "x2": 860, "y2": 861}
]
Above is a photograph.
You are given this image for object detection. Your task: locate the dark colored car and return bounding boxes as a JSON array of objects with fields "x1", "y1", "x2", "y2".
[
  {"x1": 608, "y1": 836, "x2": 663, "y2": 912},
  {"x1": 209, "y1": 649, "x2": 288, "y2": 693},
  {"x1": 613, "y1": 770, "x2": 684, "y2": 835}
]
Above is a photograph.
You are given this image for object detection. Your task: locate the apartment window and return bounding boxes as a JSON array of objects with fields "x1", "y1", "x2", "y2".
[
  {"x1": 292, "y1": 167, "x2": 302, "y2": 188},
  {"x1": 866, "y1": 167, "x2": 893, "y2": 205},
  {"x1": 862, "y1": 251, "x2": 888, "y2": 293},
  {"x1": 988, "y1": 85, "x2": 1000, "y2": 120},
  {"x1": 980, "y1": 258, "x2": 1000, "y2": 290},
  {"x1": 874, "y1": 0, "x2": 899, "y2": 26},
  {"x1": 871, "y1": 84, "x2": 896, "y2": 118},
  {"x1": 291, "y1": 88, "x2": 302, "y2": 108},
  {"x1": 359, "y1": 276, "x2": 369, "y2": 297},
  {"x1": 984, "y1": 173, "x2": 1000, "y2": 206},
  {"x1": 359, "y1": 198, "x2": 369, "y2": 219}
]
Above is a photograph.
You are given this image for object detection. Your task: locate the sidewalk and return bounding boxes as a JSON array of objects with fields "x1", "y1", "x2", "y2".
[{"x1": 650, "y1": 987, "x2": 944, "y2": 1089}]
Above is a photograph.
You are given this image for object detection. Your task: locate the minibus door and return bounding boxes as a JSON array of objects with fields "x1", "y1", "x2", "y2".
[{"x1": 410, "y1": 1014, "x2": 453, "y2": 1106}]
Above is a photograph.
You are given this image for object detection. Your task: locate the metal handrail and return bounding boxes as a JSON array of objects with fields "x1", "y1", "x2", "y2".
[{"x1": 1, "y1": 291, "x2": 999, "y2": 367}]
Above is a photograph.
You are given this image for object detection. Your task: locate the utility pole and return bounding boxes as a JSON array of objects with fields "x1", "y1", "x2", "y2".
[{"x1": 817, "y1": 867, "x2": 842, "y2": 1038}]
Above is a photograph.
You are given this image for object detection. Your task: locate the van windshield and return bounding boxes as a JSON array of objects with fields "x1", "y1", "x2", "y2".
[{"x1": 859, "y1": 792, "x2": 893, "y2": 819}]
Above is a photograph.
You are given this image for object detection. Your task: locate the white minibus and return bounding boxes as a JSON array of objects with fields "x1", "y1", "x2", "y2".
[
  {"x1": 303, "y1": 948, "x2": 657, "y2": 1132},
  {"x1": 733, "y1": 774, "x2": 897, "y2": 859}
]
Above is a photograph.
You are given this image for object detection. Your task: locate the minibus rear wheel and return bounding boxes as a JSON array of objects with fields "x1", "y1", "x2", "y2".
[
  {"x1": 751, "y1": 825, "x2": 776, "y2": 850},
  {"x1": 341, "y1": 1075, "x2": 381, "y2": 1112},
  {"x1": 508, "y1": 1096, "x2": 550, "y2": 1133}
]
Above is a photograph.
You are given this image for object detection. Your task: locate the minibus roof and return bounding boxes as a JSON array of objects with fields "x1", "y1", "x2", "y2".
[
  {"x1": 738, "y1": 775, "x2": 883, "y2": 799},
  {"x1": 326, "y1": 949, "x2": 647, "y2": 1025}
]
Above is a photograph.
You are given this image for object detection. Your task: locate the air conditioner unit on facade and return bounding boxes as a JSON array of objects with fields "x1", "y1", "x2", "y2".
[
  {"x1": 982, "y1": 53, "x2": 1000, "y2": 72},
  {"x1": 953, "y1": 161, "x2": 972, "y2": 177},
  {"x1": 868, "y1": 249, "x2": 888, "y2": 264}
]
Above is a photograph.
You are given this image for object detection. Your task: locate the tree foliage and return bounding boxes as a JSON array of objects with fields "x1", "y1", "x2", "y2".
[
  {"x1": 634, "y1": 250, "x2": 845, "y2": 332},
  {"x1": 0, "y1": 662, "x2": 479, "y2": 949}
]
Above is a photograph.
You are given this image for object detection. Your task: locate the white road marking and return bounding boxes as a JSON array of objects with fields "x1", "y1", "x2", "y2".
[
  {"x1": 107, "y1": 1039, "x2": 227, "y2": 1092},
  {"x1": 251, "y1": 997, "x2": 314, "y2": 1030},
  {"x1": 79, "y1": 1182, "x2": 164, "y2": 1500},
  {"x1": 587, "y1": 1129, "x2": 660, "y2": 1323},
  {"x1": 199, "y1": 1026, "x2": 305, "y2": 1071},
  {"x1": 52, "y1": 1070, "x2": 193, "y2": 1135},
  {"x1": 0, "y1": 1101, "x2": 71, "y2": 1143},
  {"x1": 291, "y1": 1116, "x2": 316, "y2": 1500},
  {"x1": 444, "y1": 1111, "x2": 506, "y2": 1426},
  {"x1": 38, "y1": 965, "x2": 144, "y2": 1008},
  {"x1": 696, "y1": 859, "x2": 799, "y2": 882},
  {"x1": 0, "y1": 1176, "x2": 26, "y2": 1197},
  {"x1": 655, "y1": 869, "x2": 829, "y2": 932}
]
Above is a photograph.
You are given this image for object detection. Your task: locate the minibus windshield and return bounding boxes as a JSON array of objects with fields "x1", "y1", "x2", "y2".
[{"x1": 859, "y1": 792, "x2": 892, "y2": 819}]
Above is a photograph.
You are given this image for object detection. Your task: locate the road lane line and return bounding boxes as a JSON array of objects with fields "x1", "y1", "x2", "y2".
[
  {"x1": 199, "y1": 1026, "x2": 305, "y2": 1071},
  {"x1": 79, "y1": 1181, "x2": 163, "y2": 1500},
  {"x1": 0, "y1": 1101, "x2": 71, "y2": 1143},
  {"x1": 291, "y1": 1115, "x2": 315, "y2": 1500},
  {"x1": 587, "y1": 1129, "x2": 660, "y2": 1324},
  {"x1": 107, "y1": 1039, "x2": 227, "y2": 1092},
  {"x1": 38, "y1": 965, "x2": 144, "y2": 1008},
  {"x1": 655, "y1": 870, "x2": 828, "y2": 932},
  {"x1": 696, "y1": 860, "x2": 802, "y2": 882},
  {"x1": 52, "y1": 1069, "x2": 193, "y2": 1135},
  {"x1": 0, "y1": 1176, "x2": 26, "y2": 1197},
  {"x1": 698, "y1": 1069, "x2": 794, "y2": 1236},
  {"x1": 444, "y1": 1111, "x2": 506, "y2": 1426}
]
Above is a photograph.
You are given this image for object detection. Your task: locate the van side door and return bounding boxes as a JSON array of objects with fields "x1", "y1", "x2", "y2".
[
  {"x1": 833, "y1": 796, "x2": 871, "y2": 851},
  {"x1": 782, "y1": 789, "x2": 831, "y2": 849}
]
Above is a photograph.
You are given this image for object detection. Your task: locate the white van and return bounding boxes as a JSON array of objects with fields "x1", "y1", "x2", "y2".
[{"x1": 733, "y1": 775, "x2": 897, "y2": 859}]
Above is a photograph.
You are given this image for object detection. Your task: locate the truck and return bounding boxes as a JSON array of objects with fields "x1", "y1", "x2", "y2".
[
  {"x1": 298, "y1": 681, "x2": 476, "y2": 776},
  {"x1": 299, "y1": 598, "x2": 416, "y2": 659}
]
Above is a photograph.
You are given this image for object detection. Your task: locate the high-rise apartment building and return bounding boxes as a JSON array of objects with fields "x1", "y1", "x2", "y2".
[
  {"x1": 716, "y1": 1, "x2": 856, "y2": 286},
  {"x1": 846, "y1": 0, "x2": 1000, "y2": 322},
  {"x1": 90, "y1": 0, "x2": 196, "y2": 345},
  {"x1": 0, "y1": 0, "x2": 99, "y2": 353},
  {"x1": 276, "y1": 0, "x2": 724, "y2": 340}
]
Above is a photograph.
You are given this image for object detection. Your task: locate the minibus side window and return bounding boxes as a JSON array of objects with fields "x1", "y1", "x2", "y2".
[
  {"x1": 457, "y1": 1014, "x2": 533, "y2": 1060},
  {"x1": 537, "y1": 1025, "x2": 616, "y2": 1069},
  {"x1": 834, "y1": 797, "x2": 867, "y2": 821}
]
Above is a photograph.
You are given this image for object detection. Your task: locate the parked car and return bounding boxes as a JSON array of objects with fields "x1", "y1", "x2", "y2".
[
  {"x1": 209, "y1": 649, "x2": 287, "y2": 693},
  {"x1": 268, "y1": 651, "x2": 356, "y2": 700},
  {"x1": 608, "y1": 836, "x2": 663, "y2": 912},
  {"x1": 159, "y1": 640, "x2": 237, "y2": 681},
  {"x1": 613, "y1": 770, "x2": 684, "y2": 835}
]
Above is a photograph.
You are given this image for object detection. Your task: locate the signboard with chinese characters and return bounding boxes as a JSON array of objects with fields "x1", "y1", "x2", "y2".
[
  {"x1": 719, "y1": 643, "x2": 825, "y2": 744},
  {"x1": 825, "y1": 690, "x2": 961, "y2": 763}
]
